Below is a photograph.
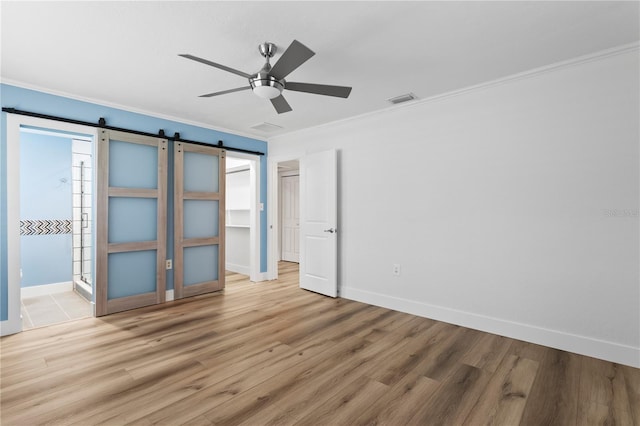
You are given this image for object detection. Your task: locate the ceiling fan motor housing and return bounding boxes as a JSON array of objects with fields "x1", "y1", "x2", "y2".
[{"x1": 250, "y1": 63, "x2": 285, "y2": 99}]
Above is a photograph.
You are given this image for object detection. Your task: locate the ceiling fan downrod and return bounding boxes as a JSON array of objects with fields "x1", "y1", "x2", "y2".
[{"x1": 252, "y1": 42, "x2": 284, "y2": 99}]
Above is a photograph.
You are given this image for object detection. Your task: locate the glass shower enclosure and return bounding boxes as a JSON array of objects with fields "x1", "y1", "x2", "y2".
[{"x1": 72, "y1": 140, "x2": 93, "y2": 301}]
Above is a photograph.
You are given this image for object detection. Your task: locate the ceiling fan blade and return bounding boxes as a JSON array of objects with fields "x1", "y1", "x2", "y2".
[
  {"x1": 179, "y1": 54, "x2": 251, "y2": 79},
  {"x1": 271, "y1": 95, "x2": 293, "y2": 114},
  {"x1": 270, "y1": 40, "x2": 315, "y2": 80},
  {"x1": 285, "y1": 82, "x2": 352, "y2": 98},
  {"x1": 199, "y1": 86, "x2": 251, "y2": 98}
]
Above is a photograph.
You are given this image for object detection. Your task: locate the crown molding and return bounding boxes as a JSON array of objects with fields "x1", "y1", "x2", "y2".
[
  {"x1": 0, "y1": 79, "x2": 267, "y2": 142},
  {"x1": 269, "y1": 41, "x2": 640, "y2": 142}
]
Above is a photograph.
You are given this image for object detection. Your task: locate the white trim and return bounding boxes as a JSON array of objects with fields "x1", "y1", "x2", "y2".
[
  {"x1": 21, "y1": 281, "x2": 73, "y2": 298},
  {"x1": 341, "y1": 286, "x2": 640, "y2": 368},
  {"x1": 225, "y1": 262, "x2": 251, "y2": 276},
  {"x1": 255, "y1": 272, "x2": 270, "y2": 282},
  {"x1": 166, "y1": 289, "x2": 174, "y2": 302},
  {"x1": 226, "y1": 165, "x2": 250, "y2": 174},
  {"x1": 2, "y1": 114, "x2": 99, "y2": 337},
  {"x1": 225, "y1": 151, "x2": 261, "y2": 283},
  {"x1": 1, "y1": 78, "x2": 267, "y2": 141},
  {"x1": 20, "y1": 126, "x2": 92, "y2": 141},
  {"x1": 267, "y1": 41, "x2": 640, "y2": 142},
  {"x1": 2, "y1": 114, "x2": 22, "y2": 336}
]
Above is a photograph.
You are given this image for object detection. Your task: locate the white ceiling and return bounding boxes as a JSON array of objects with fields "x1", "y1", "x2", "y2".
[{"x1": 2, "y1": 1, "x2": 638, "y2": 139}]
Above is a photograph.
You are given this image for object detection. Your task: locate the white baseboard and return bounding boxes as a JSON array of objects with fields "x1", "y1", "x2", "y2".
[
  {"x1": 21, "y1": 281, "x2": 73, "y2": 298},
  {"x1": 0, "y1": 319, "x2": 21, "y2": 336},
  {"x1": 166, "y1": 290, "x2": 175, "y2": 302},
  {"x1": 254, "y1": 272, "x2": 270, "y2": 282},
  {"x1": 226, "y1": 263, "x2": 251, "y2": 276},
  {"x1": 341, "y1": 286, "x2": 640, "y2": 368}
]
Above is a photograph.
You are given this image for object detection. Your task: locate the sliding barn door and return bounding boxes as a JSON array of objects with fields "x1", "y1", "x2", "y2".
[
  {"x1": 174, "y1": 143, "x2": 225, "y2": 299},
  {"x1": 96, "y1": 130, "x2": 167, "y2": 316}
]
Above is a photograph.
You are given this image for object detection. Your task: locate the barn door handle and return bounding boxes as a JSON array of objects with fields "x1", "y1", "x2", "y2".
[{"x1": 324, "y1": 228, "x2": 336, "y2": 233}]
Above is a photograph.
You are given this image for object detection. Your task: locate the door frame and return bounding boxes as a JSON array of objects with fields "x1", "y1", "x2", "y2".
[
  {"x1": 226, "y1": 152, "x2": 261, "y2": 283},
  {"x1": 2, "y1": 114, "x2": 99, "y2": 336},
  {"x1": 267, "y1": 155, "x2": 301, "y2": 281}
]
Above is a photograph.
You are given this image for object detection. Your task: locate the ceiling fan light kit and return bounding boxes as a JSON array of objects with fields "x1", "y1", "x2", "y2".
[
  {"x1": 251, "y1": 78, "x2": 283, "y2": 100},
  {"x1": 180, "y1": 40, "x2": 352, "y2": 114}
]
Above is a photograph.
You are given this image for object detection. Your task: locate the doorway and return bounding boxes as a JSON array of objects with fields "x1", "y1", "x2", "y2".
[
  {"x1": 267, "y1": 157, "x2": 301, "y2": 281},
  {"x1": 267, "y1": 151, "x2": 338, "y2": 297},
  {"x1": 225, "y1": 152, "x2": 261, "y2": 282},
  {"x1": 279, "y1": 161, "x2": 300, "y2": 263},
  {"x1": 4, "y1": 115, "x2": 98, "y2": 335},
  {"x1": 20, "y1": 129, "x2": 93, "y2": 329}
]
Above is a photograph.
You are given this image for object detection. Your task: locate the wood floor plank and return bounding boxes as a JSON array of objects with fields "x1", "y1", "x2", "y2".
[
  {"x1": 420, "y1": 325, "x2": 484, "y2": 382},
  {"x1": 577, "y1": 357, "x2": 634, "y2": 426},
  {"x1": 623, "y1": 364, "x2": 640, "y2": 425},
  {"x1": 353, "y1": 374, "x2": 441, "y2": 425},
  {"x1": 367, "y1": 320, "x2": 451, "y2": 386},
  {"x1": 235, "y1": 316, "x2": 438, "y2": 425},
  {"x1": 463, "y1": 355, "x2": 539, "y2": 425},
  {"x1": 138, "y1": 338, "x2": 340, "y2": 424},
  {"x1": 1, "y1": 262, "x2": 637, "y2": 426},
  {"x1": 294, "y1": 375, "x2": 389, "y2": 425},
  {"x1": 408, "y1": 363, "x2": 490, "y2": 426},
  {"x1": 199, "y1": 337, "x2": 376, "y2": 425},
  {"x1": 518, "y1": 349, "x2": 581, "y2": 426},
  {"x1": 460, "y1": 332, "x2": 513, "y2": 373},
  {"x1": 68, "y1": 344, "x2": 294, "y2": 425}
]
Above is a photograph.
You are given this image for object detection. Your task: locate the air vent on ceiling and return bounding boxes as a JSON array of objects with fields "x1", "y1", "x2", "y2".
[
  {"x1": 250, "y1": 122, "x2": 283, "y2": 132},
  {"x1": 387, "y1": 93, "x2": 417, "y2": 105}
]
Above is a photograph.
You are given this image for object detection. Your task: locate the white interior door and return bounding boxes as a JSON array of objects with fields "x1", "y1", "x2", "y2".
[
  {"x1": 281, "y1": 174, "x2": 300, "y2": 263},
  {"x1": 299, "y1": 149, "x2": 337, "y2": 297}
]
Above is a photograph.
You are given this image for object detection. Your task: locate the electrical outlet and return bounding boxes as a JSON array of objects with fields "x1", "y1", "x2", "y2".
[
  {"x1": 393, "y1": 264, "x2": 401, "y2": 276},
  {"x1": 166, "y1": 259, "x2": 172, "y2": 270}
]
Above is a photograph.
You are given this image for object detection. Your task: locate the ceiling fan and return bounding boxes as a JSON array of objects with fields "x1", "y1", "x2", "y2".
[{"x1": 179, "y1": 40, "x2": 352, "y2": 114}]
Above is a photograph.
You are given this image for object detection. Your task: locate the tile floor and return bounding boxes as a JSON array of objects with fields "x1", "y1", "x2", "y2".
[{"x1": 21, "y1": 291, "x2": 92, "y2": 330}]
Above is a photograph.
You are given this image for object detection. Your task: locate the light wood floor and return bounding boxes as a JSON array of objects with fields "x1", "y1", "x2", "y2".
[{"x1": 1, "y1": 262, "x2": 638, "y2": 425}]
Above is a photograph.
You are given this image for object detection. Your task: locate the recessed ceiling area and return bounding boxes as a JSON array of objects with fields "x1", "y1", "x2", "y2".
[{"x1": 1, "y1": 1, "x2": 638, "y2": 139}]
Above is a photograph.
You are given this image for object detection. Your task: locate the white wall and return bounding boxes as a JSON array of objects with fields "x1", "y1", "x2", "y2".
[{"x1": 269, "y1": 48, "x2": 640, "y2": 367}]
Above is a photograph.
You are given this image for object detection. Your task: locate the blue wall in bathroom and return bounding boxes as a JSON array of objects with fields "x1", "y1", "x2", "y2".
[
  {"x1": 20, "y1": 132, "x2": 72, "y2": 219},
  {"x1": 1, "y1": 83, "x2": 268, "y2": 321},
  {"x1": 20, "y1": 132, "x2": 73, "y2": 287}
]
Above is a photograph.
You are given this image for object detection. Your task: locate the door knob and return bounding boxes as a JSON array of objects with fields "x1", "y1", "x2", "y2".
[{"x1": 323, "y1": 228, "x2": 336, "y2": 233}]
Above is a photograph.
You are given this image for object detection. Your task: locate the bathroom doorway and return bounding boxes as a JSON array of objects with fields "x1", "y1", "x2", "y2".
[{"x1": 16, "y1": 125, "x2": 94, "y2": 330}]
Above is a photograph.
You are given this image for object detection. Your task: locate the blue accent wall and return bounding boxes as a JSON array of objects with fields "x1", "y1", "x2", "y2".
[
  {"x1": 20, "y1": 132, "x2": 73, "y2": 287},
  {"x1": 1, "y1": 83, "x2": 268, "y2": 321}
]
